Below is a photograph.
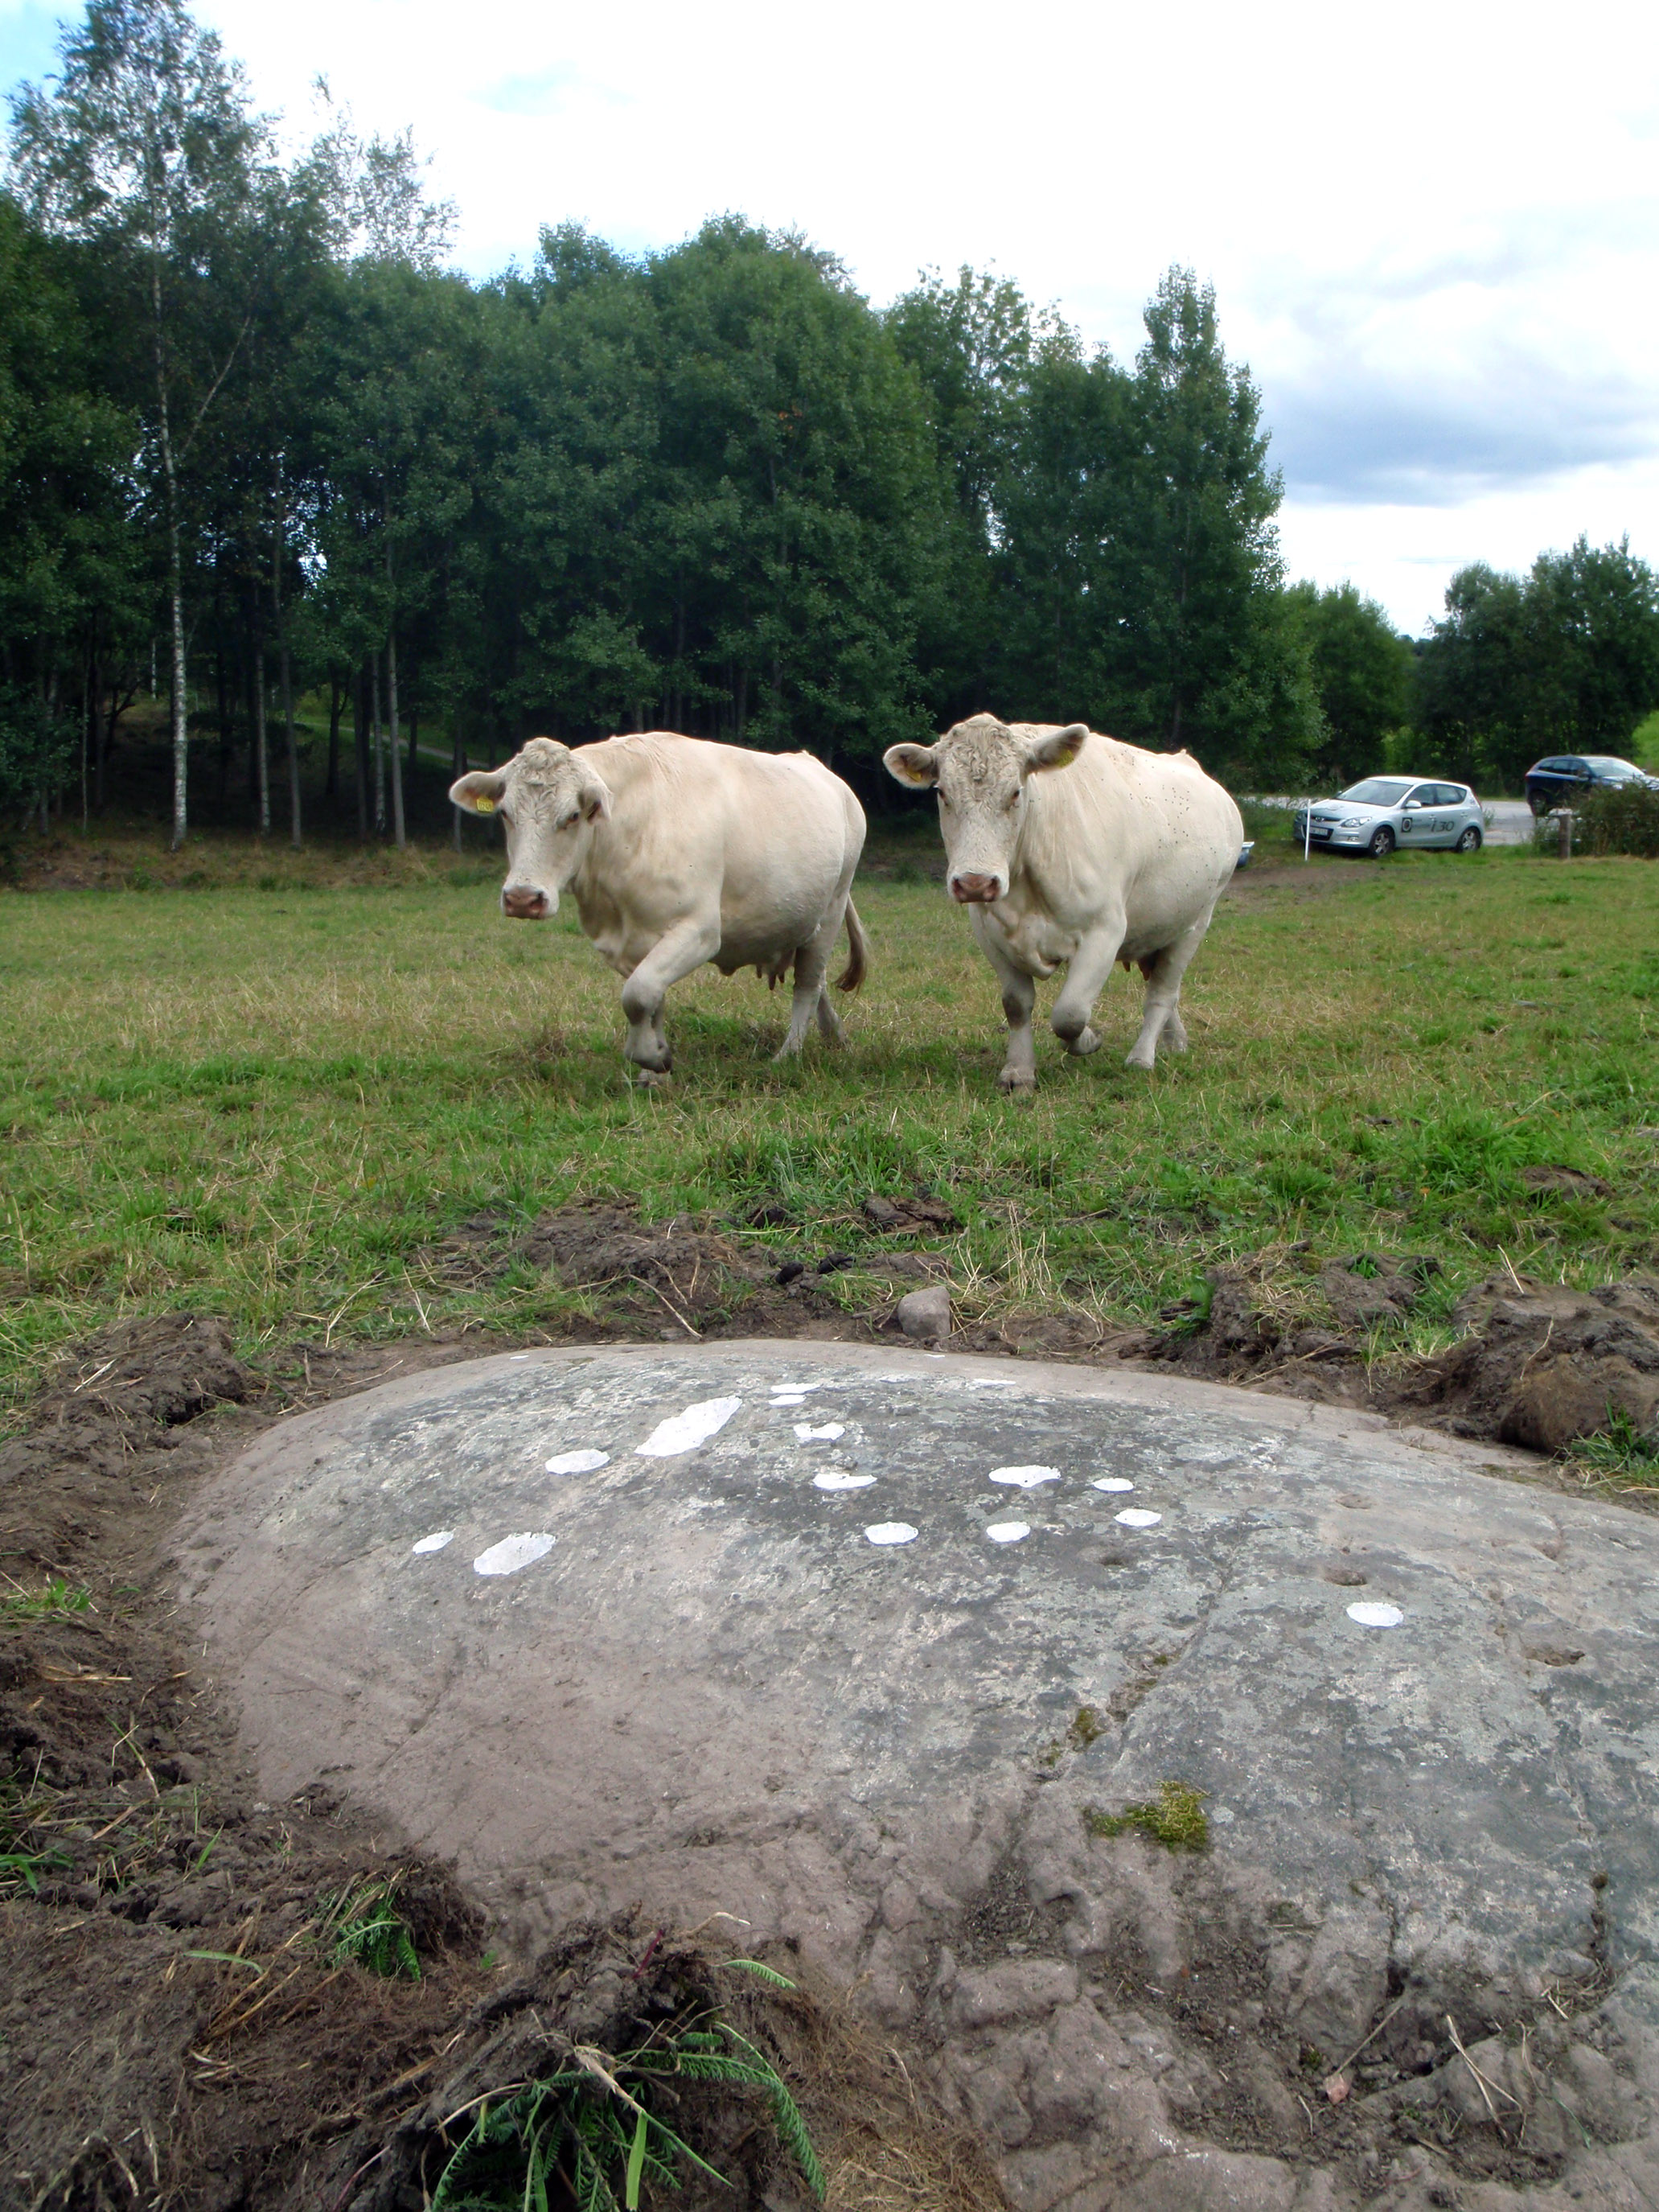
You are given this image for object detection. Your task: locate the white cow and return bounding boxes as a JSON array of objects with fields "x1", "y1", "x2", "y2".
[
  {"x1": 451, "y1": 733, "x2": 869, "y2": 1082},
  {"x1": 884, "y1": 713, "x2": 1242, "y2": 1087}
]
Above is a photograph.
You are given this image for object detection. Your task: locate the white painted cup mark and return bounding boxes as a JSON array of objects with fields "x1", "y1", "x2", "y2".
[
  {"x1": 986, "y1": 1521, "x2": 1030, "y2": 1544},
  {"x1": 411, "y1": 1530, "x2": 454, "y2": 1554},
  {"x1": 864, "y1": 1522, "x2": 918, "y2": 1545},
  {"x1": 473, "y1": 1532, "x2": 556, "y2": 1576},
  {"x1": 1091, "y1": 1477, "x2": 1135, "y2": 1493},
  {"x1": 636, "y1": 1396, "x2": 741, "y2": 1458},
  {"x1": 546, "y1": 1448, "x2": 610, "y2": 1475},
  {"x1": 989, "y1": 1466, "x2": 1061, "y2": 1489},
  {"x1": 814, "y1": 1470, "x2": 877, "y2": 1490},
  {"x1": 771, "y1": 1394, "x2": 807, "y2": 1406},
  {"x1": 1115, "y1": 1508, "x2": 1162, "y2": 1528},
  {"x1": 1347, "y1": 1601, "x2": 1404, "y2": 1628},
  {"x1": 794, "y1": 1421, "x2": 845, "y2": 1441}
]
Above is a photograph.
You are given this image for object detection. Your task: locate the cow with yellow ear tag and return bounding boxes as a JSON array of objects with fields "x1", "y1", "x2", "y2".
[
  {"x1": 452, "y1": 733, "x2": 869, "y2": 1084},
  {"x1": 884, "y1": 713, "x2": 1242, "y2": 1088}
]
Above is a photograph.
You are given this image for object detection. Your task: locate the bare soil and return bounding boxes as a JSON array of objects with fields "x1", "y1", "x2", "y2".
[{"x1": 1127, "y1": 1250, "x2": 1659, "y2": 1490}]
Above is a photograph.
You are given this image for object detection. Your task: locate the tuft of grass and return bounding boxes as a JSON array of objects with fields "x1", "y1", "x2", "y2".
[
  {"x1": 1067, "y1": 1705, "x2": 1105, "y2": 1749},
  {"x1": 433, "y1": 2021, "x2": 824, "y2": 2211},
  {"x1": 317, "y1": 1874, "x2": 421, "y2": 1980},
  {"x1": 1, "y1": 1577, "x2": 92, "y2": 1623},
  {"x1": 0, "y1": 1847, "x2": 72, "y2": 1895},
  {"x1": 1567, "y1": 1407, "x2": 1659, "y2": 1490},
  {"x1": 1085, "y1": 1781, "x2": 1210, "y2": 1852}
]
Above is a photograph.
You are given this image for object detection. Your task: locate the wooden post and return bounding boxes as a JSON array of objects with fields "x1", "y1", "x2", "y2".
[{"x1": 1557, "y1": 808, "x2": 1572, "y2": 861}]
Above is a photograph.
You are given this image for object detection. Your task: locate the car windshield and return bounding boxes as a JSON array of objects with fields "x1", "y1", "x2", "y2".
[
  {"x1": 1337, "y1": 779, "x2": 1411, "y2": 807},
  {"x1": 1583, "y1": 757, "x2": 1641, "y2": 777}
]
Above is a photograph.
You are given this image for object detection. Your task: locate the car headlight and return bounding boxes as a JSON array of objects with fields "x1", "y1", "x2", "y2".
[{"x1": 1339, "y1": 816, "x2": 1365, "y2": 828}]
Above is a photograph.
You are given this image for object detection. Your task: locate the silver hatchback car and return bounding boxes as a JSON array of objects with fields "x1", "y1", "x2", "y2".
[{"x1": 1291, "y1": 777, "x2": 1484, "y2": 859}]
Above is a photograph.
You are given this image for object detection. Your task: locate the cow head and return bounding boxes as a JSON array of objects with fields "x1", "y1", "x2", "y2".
[
  {"x1": 450, "y1": 737, "x2": 612, "y2": 920},
  {"x1": 883, "y1": 714, "x2": 1089, "y2": 903}
]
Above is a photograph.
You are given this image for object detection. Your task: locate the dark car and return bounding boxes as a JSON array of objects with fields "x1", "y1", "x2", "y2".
[{"x1": 1524, "y1": 754, "x2": 1659, "y2": 814}]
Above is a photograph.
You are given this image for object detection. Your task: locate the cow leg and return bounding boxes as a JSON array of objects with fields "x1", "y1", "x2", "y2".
[
  {"x1": 975, "y1": 922, "x2": 1038, "y2": 1092},
  {"x1": 1050, "y1": 923, "x2": 1126, "y2": 1059},
  {"x1": 620, "y1": 914, "x2": 721, "y2": 1080},
  {"x1": 775, "y1": 942, "x2": 834, "y2": 1060},
  {"x1": 776, "y1": 894, "x2": 850, "y2": 1059},
  {"x1": 1126, "y1": 912, "x2": 1212, "y2": 1070}
]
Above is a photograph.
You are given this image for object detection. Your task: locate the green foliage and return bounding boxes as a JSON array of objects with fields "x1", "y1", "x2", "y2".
[
  {"x1": 1571, "y1": 782, "x2": 1659, "y2": 858},
  {"x1": 431, "y1": 2021, "x2": 824, "y2": 2212},
  {"x1": 0, "y1": 1847, "x2": 72, "y2": 1894},
  {"x1": 1, "y1": 1576, "x2": 92, "y2": 1622},
  {"x1": 1284, "y1": 580, "x2": 1415, "y2": 783},
  {"x1": 317, "y1": 1874, "x2": 421, "y2": 1979},
  {"x1": 1419, "y1": 539, "x2": 1659, "y2": 791},
  {"x1": 1085, "y1": 1782, "x2": 1209, "y2": 1852}
]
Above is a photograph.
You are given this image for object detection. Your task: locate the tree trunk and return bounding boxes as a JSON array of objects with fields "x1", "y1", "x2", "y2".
[
  {"x1": 387, "y1": 629, "x2": 407, "y2": 851},
  {"x1": 253, "y1": 631, "x2": 269, "y2": 837},
  {"x1": 354, "y1": 660, "x2": 370, "y2": 839},
  {"x1": 385, "y1": 521, "x2": 407, "y2": 851},
  {"x1": 153, "y1": 258, "x2": 189, "y2": 850},
  {"x1": 216, "y1": 647, "x2": 232, "y2": 809},
  {"x1": 326, "y1": 672, "x2": 342, "y2": 804},
  {"x1": 273, "y1": 458, "x2": 301, "y2": 849},
  {"x1": 372, "y1": 653, "x2": 386, "y2": 836}
]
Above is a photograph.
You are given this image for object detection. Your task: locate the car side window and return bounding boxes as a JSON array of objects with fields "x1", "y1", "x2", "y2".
[
  {"x1": 1434, "y1": 784, "x2": 1464, "y2": 805},
  {"x1": 1403, "y1": 785, "x2": 1435, "y2": 808}
]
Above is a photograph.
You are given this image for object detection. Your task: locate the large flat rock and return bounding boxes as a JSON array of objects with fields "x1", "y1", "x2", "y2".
[{"x1": 175, "y1": 1344, "x2": 1659, "y2": 2209}]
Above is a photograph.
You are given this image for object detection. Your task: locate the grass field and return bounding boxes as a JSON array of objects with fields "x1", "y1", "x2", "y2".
[{"x1": 2, "y1": 833, "x2": 1655, "y2": 1416}]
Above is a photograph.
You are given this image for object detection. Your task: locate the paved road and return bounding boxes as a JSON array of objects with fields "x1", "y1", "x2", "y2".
[
  {"x1": 1484, "y1": 798, "x2": 1536, "y2": 846},
  {"x1": 177, "y1": 1343, "x2": 1659, "y2": 2209}
]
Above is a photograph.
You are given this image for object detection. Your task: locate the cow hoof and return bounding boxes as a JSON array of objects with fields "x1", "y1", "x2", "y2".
[
  {"x1": 633, "y1": 1066, "x2": 672, "y2": 1088},
  {"x1": 1123, "y1": 1047, "x2": 1156, "y2": 1071},
  {"x1": 1062, "y1": 1026, "x2": 1100, "y2": 1057},
  {"x1": 997, "y1": 1069, "x2": 1037, "y2": 1095}
]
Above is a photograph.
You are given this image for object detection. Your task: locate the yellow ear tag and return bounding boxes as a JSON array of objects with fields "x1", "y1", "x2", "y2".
[{"x1": 475, "y1": 796, "x2": 495, "y2": 812}]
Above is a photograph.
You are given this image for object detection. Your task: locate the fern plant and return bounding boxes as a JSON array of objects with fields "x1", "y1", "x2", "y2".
[
  {"x1": 433, "y1": 2020, "x2": 824, "y2": 2211},
  {"x1": 317, "y1": 1875, "x2": 421, "y2": 1979}
]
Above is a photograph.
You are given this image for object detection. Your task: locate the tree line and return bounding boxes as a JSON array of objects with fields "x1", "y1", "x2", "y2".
[{"x1": 3, "y1": 0, "x2": 1657, "y2": 845}]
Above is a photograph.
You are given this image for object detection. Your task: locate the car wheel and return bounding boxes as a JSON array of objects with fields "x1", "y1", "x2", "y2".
[
  {"x1": 1369, "y1": 826, "x2": 1395, "y2": 858},
  {"x1": 1456, "y1": 825, "x2": 1482, "y2": 852}
]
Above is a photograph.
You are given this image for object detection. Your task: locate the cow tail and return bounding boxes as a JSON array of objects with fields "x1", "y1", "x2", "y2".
[{"x1": 835, "y1": 897, "x2": 869, "y2": 993}]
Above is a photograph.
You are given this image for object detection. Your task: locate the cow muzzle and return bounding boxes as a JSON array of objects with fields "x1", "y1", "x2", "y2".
[
  {"x1": 950, "y1": 872, "x2": 1001, "y2": 904},
  {"x1": 502, "y1": 883, "x2": 552, "y2": 921}
]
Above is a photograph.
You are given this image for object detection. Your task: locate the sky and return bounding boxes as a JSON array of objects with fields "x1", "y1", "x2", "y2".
[{"x1": 4, "y1": 0, "x2": 1657, "y2": 635}]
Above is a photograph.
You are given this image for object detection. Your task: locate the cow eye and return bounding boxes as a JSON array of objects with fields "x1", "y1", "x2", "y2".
[
  {"x1": 557, "y1": 808, "x2": 579, "y2": 831},
  {"x1": 1004, "y1": 791, "x2": 1019, "y2": 810}
]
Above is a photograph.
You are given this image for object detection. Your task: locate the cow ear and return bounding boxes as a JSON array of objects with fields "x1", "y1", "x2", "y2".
[
  {"x1": 451, "y1": 770, "x2": 509, "y2": 816},
  {"x1": 1025, "y1": 724, "x2": 1089, "y2": 775},
  {"x1": 884, "y1": 742, "x2": 939, "y2": 789},
  {"x1": 576, "y1": 767, "x2": 612, "y2": 824}
]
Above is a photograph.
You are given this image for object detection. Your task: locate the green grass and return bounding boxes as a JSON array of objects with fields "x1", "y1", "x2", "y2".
[{"x1": 1, "y1": 842, "x2": 1656, "y2": 1412}]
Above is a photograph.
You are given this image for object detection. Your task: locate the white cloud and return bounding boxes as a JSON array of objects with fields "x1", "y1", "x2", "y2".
[{"x1": 6, "y1": 0, "x2": 1657, "y2": 632}]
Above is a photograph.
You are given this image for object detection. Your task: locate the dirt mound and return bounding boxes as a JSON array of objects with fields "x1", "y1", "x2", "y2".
[
  {"x1": 1142, "y1": 1251, "x2": 1659, "y2": 1467},
  {"x1": 418, "y1": 1201, "x2": 961, "y2": 1342},
  {"x1": 354, "y1": 1913, "x2": 998, "y2": 2212},
  {"x1": 1403, "y1": 1273, "x2": 1659, "y2": 1453}
]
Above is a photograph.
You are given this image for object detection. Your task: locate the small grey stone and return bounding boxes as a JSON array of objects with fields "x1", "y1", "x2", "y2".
[{"x1": 895, "y1": 1284, "x2": 951, "y2": 1342}]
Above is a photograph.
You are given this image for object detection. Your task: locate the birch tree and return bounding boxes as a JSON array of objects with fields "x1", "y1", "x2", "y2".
[{"x1": 9, "y1": 0, "x2": 267, "y2": 846}]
